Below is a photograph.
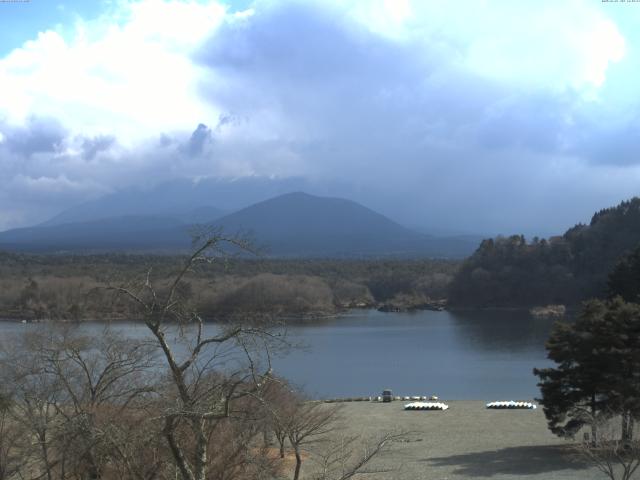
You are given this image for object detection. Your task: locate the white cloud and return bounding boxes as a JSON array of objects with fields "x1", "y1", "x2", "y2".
[
  {"x1": 402, "y1": 0, "x2": 626, "y2": 91},
  {"x1": 0, "y1": 0, "x2": 226, "y2": 143},
  {"x1": 0, "y1": 0, "x2": 628, "y2": 143}
]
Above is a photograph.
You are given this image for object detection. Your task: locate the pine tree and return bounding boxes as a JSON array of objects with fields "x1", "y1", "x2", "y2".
[
  {"x1": 534, "y1": 298, "x2": 640, "y2": 443},
  {"x1": 608, "y1": 245, "x2": 640, "y2": 303}
]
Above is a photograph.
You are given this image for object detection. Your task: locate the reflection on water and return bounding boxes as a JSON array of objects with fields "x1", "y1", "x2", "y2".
[
  {"x1": 0, "y1": 309, "x2": 560, "y2": 400},
  {"x1": 448, "y1": 309, "x2": 560, "y2": 353},
  {"x1": 272, "y1": 309, "x2": 558, "y2": 400}
]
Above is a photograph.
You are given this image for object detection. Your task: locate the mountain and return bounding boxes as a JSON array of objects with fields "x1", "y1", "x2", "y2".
[
  {"x1": 0, "y1": 216, "x2": 190, "y2": 252},
  {"x1": 180, "y1": 206, "x2": 226, "y2": 224},
  {"x1": 210, "y1": 192, "x2": 474, "y2": 257},
  {"x1": 40, "y1": 177, "x2": 323, "y2": 226},
  {"x1": 0, "y1": 206, "x2": 226, "y2": 253},
  {"x1": 0, "y1": 192, "x2": 478, "y2": 257},
  {"x1": 449, "y1": 197, "x2": 640, "y2": 307}
]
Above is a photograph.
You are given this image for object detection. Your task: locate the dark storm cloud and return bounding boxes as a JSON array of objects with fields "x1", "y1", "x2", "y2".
[
  {"x1": 3, "y1": 117, "x2": 66, "y2": 156},
  {"x1": 187, "y1": 1, "x2": 640, "y2": 235},
  {"x1": 0, "y1": 118, "x2": 191, "y2": 229},
  {"x1": 182, "y1": 123, "x2": 213, "y2": 156},
  {"x1": 474, "y1": 92, "x2": 640, "y2": 166},
  {"x1": 572, "y1": 115, "x2": 640, "y2": 166},
  {"x1": 199, "y1": 3, "x2": 423, "y2": 82},
  {"x1": 475, "y1": 92, "x2": 578, "y2": 154},
  {"x1": 196, "y1": 3, "x2": 578, "y2": 162},
  {"x1": 2, "y1": 0, "x2": 640, "y2": 235},
  {"x1": 196, "y1": 2, "x2": 437, "y2": 136},
  {"x1": 81, "y1": 135, "x2": 116, "y2": 161}
]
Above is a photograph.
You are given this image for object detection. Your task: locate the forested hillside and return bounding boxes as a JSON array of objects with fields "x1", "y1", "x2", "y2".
[
  {"x1": 449, "y1": 198, "x2": 640, "y2": 307},
  {"x1": 0, "y1": 253, "x2": 457, "y2": 321}
]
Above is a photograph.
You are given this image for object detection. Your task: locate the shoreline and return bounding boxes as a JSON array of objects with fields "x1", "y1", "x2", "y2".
[
  {"x1": 0, "y1": 303, "x2": 566, "y2": 322},
  {"x1": 0, "y1": 304, "x2": 573, "y2": 324}
]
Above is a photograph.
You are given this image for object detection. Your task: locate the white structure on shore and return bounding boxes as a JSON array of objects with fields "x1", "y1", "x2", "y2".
[
  {"x1": 486, "y1": 401, "x2": 536, "y2": 409},
  {"x1": 404, "y1": 402, "x2": 449, "y2": 411}
]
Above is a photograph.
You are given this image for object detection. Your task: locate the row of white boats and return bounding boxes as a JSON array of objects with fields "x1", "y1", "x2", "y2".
[
  {"x1": 404, "y1": 402, "x2": 450, "y2": 410},
  {"x1": 486, "y1": 400, "x2": 537, "y2": 409},
  {"x1": 403, "y1": 400, "x2": 537, "y2": 411},
  {"x1": 374, "y1": 395, "x2": 439, "y2": 402}
]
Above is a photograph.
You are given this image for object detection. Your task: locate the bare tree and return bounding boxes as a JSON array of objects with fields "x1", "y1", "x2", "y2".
[
  {"x1": 0, "y1": 392, "x2": 28, "y2": 480},
  {"x1": 575, "y1": 413, "x2": 640, "y2": 480},
  {"x1": 284, "y1": 401, "x2": 342, "y2": 480},
  {"x1": 0, "y1": 233, "x2": 284, "y2": 480},
  {"x1": 310, "y1": 432, "x2": 404, "y2": 480},
  {"x1": 261, "y1": 380, "x2": 404, "y2": 480},
  {"x1": 36, "y1": 327, "x2": 156, "y2": 480},
  {"x1": 1, "y1": 331, "x2": 65, "y2": 480},
  {"x1": 0, "y1": 232, "x2": 399, "y2": 480},
  {"x1": 261, "y1": 377, "x2": 297, "y2": 459},
  {"x1": 100, "y1": 407, "x2": 170, "y2": 480},
  {"x1": 0, "y1": 325, "x2": 158, "y2": 480},
  {"x1": 112, "y1": 232, "x2": 283, "y2": 480}
]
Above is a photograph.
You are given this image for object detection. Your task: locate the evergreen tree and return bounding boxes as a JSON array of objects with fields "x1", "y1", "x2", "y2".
[
  {"x1": 534, "y1": 298, "x2": 640, "y2": 442},
  {"x1": 608, "y1": 245, "x2": 640, "y2": 303},
  {"x1": 450, "y1": 197, "x2": 640, "y2": 307}
]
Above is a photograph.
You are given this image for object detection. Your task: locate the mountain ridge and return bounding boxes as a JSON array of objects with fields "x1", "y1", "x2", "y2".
[
  {"x1": 0, "y1": 192, "x2": 479, "y2": 257},
  {"x1": 39, "y1": 177, "x2": 324, "y2": 226}
]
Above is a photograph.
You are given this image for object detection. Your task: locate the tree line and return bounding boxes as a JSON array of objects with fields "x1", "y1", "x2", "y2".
[
  {"x1": 449, "y1": 197, "x2": 640, "y2": 307},
  {"x1": 535, "y1": 244, "x2": 640, "y2": 480},
  {"x1": 0, "y1": 253, "x2": 457, "y2": 321}
]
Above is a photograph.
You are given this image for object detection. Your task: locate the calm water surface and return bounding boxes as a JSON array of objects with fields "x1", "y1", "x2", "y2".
[
  {"x1": 275, "y1": 309, "x2": 556, "y2": 400},
  {"x1": 1, "y1": 309, "x2": 557, "y2": 400}
]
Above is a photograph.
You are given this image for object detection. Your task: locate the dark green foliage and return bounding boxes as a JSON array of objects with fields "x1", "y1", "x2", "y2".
[
  {"x1": 570, "y1": 199, "x2": 640, "y2": 277},
  {"x1": 534, "y1": 298, "x2": 640, "y2": 440},
  {"x1": 608, "y1": 245, "x2": 640, "y2": 303},
  {"x1": 450, "y1": 197, "x2": 640, "y2": 307},
  {"x1": 449, "y1": 235, "x2": 577, "y2": 307}
]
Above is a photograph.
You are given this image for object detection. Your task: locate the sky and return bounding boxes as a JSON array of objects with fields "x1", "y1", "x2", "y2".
[{"x1": 1, "y1": 0, "x2": 640, "y2": 236}]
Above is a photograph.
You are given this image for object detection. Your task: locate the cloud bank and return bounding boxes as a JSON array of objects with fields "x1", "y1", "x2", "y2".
[{"x1": 1, "y1": 0, "x2": 640, "y2": 234}]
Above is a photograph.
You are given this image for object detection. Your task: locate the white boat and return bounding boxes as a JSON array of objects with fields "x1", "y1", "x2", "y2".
[
  {"x1": 486, "y1": 400, "x2": 536, "y2": 409},
  {"x1": 404, "y1": 401, "x2": 449, "y2": 411}
]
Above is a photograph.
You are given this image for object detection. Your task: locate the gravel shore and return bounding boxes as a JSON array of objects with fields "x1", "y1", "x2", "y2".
[{"x1": 311, "y1": 400, "x2": 604, "y2": 480}]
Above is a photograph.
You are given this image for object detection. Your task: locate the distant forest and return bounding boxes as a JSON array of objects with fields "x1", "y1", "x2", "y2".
[
  {"x1": 5, "y1": 197, "x2": 640, "y2": 320},
  {"x1": 0, "y1": 253, "x2": 457, "y2": 321},
  {"x1": 449, "y1": 197, "x2": 640, "y2": 307}
]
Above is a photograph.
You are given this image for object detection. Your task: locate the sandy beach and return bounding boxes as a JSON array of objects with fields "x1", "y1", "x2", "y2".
[{"x1": 305, "y1": 400, "x2": 604, "y2": 480}]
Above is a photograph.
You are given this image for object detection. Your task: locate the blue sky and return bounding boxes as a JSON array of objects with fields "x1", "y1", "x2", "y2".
[
  {"x1": 0, "y1": 0, "x2": 640, "y2": 234},
  {"x1": 0, "y1": 0, "x2": 253, "y2": 56},
  {"x1": 0, "y1": 1, "x2": 102, "y2": 56}
]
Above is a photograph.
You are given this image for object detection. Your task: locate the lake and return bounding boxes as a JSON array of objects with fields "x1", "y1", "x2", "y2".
[
  {"x1": 0, "y1": 309, "x2": 558, "y2": 400},
  {"x1": 274, "y1": 309, "x2": 557, "y2": 400}
]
